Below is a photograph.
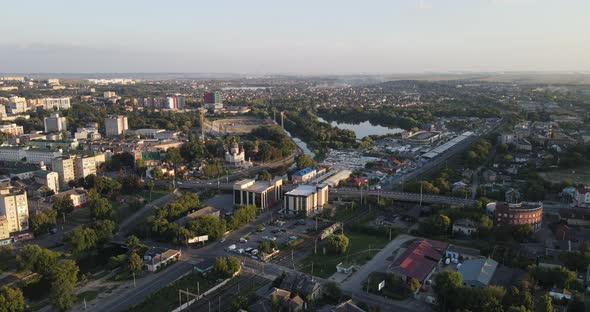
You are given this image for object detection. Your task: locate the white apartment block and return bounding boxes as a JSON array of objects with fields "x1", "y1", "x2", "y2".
[
  {"x1": 51, "y1": 156, "x2": 75, "y2": 190},
  {"x1": 42, "y1": 97, "x2": 71, "y2": 110},
  {"x1": 0, "y1": 187, "x2": 29, "y2": 240},
  {"x1": 0, "y1": 146, "x2": 63, "y2": 165},
  {"x1": 44, "y1": 112, "x2": 68, "y2": 133},
  {"x1": 105, "y1": 115, "x2": 128, "y2": 137},
  {"x1": 8, "y1": 96, "x2": 28, "y2": 114},
  {"x1": 74, "y1": 155, "x2": 97, "y2": 180}
]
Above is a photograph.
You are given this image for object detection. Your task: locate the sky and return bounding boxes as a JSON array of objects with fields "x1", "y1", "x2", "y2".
[{"x1": 0, "y1": 0, "x2": 588, "y2": 74}]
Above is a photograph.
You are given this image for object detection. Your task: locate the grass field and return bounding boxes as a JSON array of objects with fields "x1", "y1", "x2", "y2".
[
  {"x1": 299, "y1": 230, "x2": 391, "y2": 278},
  {"x1": 539, "y1": 166, "x2": 590, "y2": 185}
]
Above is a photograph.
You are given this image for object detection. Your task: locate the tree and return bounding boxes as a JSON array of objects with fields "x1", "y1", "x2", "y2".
[
  {"x1": 89, "y1": 197, "x2": 114, "y2": 220},
  {"x1": 165, "y1": 147, "x2": 184, "y2": 165},
  {"x1": 49, "y1": 259, "x2": 79, "y2": 311},
  {"x1": 407, "y1": 277, "x2": 421, "y2": 293},
  {"x1": 536, "y1": 294, "x2": 554, "y2": 312},
  {"x1": 186, "y1": 215, "x2": 226, "y2": 240},
  {"x1": 479, "y1": 215, "x2": 494, "y2": 235},
  {"x1": 506, "y1": 306, "x2": 529, "y2": 312},
  {"x1": 126, "y1": 235, "x2": 141, "y2": 252},
  {"x1": 214, "y1": 257, "x2": 229, "y2": 277},
  {"x1": 92, "y1": 219, "x2": 117, "y2": 247},
  {"x1": 327, "y1": 234, "x2": 349, "y2": 255},
  {"x1": 258, "y1": 170, "x2": 272, "y2": 181},
  {"x1": 214, "y1": 256, "x2": 240, "y2": 278},
  {"x1": 63, "y1": 226, "x2": 97, "y2": 254},
  {"x1": 228, "y1": 205, "x2": 256, "y2": 229},
  {"x1": 29, "y1": 208, "x2": 57, "y2": 235},
  {"x1": 53, "y1": 195, "x2": 74, "y2": 215},
  {"x1": 295, "y1": 154, "x2": 316, "y2": 170},
  {"x1": 0, "y1": 286, "x2": 25, "y2": 312},
  {"x1": 227, "y1": 256, "x2": 240, "y2": 275},
  {"x1": 258, "y1": 241, "x2": 277, "y2": 254},
  {"x1": 93, "y1": 176, "x2": 122, "y2": 198},
  {"x1": 433, "y1": 270, "x2": 462, "y2": 310},
  {"x1": 16, "y1": 245, "x2": 60, "y2": 275},
  {"x1": 127, "y1": 251, "x2": 142, "y2": 274}
]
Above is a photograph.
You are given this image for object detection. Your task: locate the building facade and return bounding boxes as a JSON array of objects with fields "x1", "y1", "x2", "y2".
[
  {"x1": 105, "y1": 115, "x2": 128, "y2": 137},
  {"x1": 51, "y1": 156, "x2": 75, "y2": 191},
  {"x1": 74, "y1": 155, "x2": 97, "y2": 180},
  {"x1": 44, "y1": 112, "x2": 68, "y2": 133},
  {"x1": 0, "y1": 124, "x2": 23, "y2": 136},
  {"x1": 233, "y1": 178, "x2": 283, "y2": 211},
  {"x1": 42, "y1": 97, "x2": 71, "y2": 110},
  {"x1": 283, "y1": 184, "x2": 329, "y2": 216},
  {"x1": 494, "y1": 201, "x2": 543, "y2": 232},
  {"x1": 575, "y1": 185, "x2": 590, "y2": 208},
  {"x1": 291, "y1": 167, "x2": 317, "y2": 184},
  {"x1": 0, "y1": 187, "x2": 29, "y2": 241}
]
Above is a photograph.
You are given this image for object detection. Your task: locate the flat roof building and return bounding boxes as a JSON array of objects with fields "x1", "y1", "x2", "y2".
[
  {"x1": 233, "y1": 178, "x2": 283, "y2": 211},
  {"x1": 283, "y1": 184, "x2": 329, "y2": 216}
]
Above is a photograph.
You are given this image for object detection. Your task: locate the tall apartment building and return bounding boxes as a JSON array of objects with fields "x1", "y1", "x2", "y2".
[
  {"x1": 74, "y1": 155, "x2": 96, "y2": 180},
  {"x1": 0, "y1": 124, "x2": 24, "y2": 136},
  {"x1": 165, "y1": 96, "x2": 186, "y2": 110},
  {"x1": 51, "y1": 156, "x2": 75, "y2": 190},
  {"x1": 214, "y1": 91, "x2": 223, "y2": 104},
  {"x1": 105, "y1": 115, "x2": 128, "y2": 137},
  {"x1": 42, "y1": 97, "x2": 71, "y2": 110},
  {"x1": 0, "y1": 187, "x2": 29, "y2": 241},
  {"x1": 44, "y1": 112, "x2": 68, "y2": 133},
  {"x1": 203, "y1": 92, "x2": 214, "y2": 105},
  {"x1": 8, "y1": 96, "x2": 27, "y2": 114}
]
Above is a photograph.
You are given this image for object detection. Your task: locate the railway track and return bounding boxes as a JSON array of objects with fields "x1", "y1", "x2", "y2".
[{"x1": 186, "y1": 272, "x2": 269, "y2": 312}]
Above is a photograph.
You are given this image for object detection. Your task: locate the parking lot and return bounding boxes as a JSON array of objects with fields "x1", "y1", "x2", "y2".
[{"x1": 221, "y1": 216, "x2": 324, "y2": 260}]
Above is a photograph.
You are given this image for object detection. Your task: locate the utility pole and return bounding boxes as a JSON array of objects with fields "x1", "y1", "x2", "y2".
[
  {"x1": 133, "y1": 272, "x2": 136, "y2": 288},
  {"x1": 314, "y1": 239, "x2": 317, "y2": 254},
  {"x1": 419, "y1": 183, "x2": 423, "y2": 207},
  {"x1": 311, "y1": 262, "x2": 314, "y2": 276}
]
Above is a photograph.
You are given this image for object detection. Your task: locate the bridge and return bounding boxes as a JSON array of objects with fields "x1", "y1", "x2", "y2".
[{"x1": 178, "y1": 181, "x2": 475, "y2": 206}]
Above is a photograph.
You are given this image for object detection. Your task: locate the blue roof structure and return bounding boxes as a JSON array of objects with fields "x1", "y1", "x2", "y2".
[{"x1": 293, "y1": 167, "x2": 315, "y2": 177}]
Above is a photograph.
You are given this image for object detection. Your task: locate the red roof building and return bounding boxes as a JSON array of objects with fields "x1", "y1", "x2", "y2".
[{"x1": 389, "y1": 239, "x2": 447, "y2": 283}]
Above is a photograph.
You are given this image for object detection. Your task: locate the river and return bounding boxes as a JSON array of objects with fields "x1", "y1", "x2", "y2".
[
  {"x1": 317, "y1": 117, "x2": 404, "y2": 139},
  {"x1": 283, "y1": 130, "x2": 315, "y2": 158}
]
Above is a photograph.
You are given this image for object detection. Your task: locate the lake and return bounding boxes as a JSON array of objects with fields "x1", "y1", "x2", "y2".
[{"x1": 317, "y1": 117, "x2": 404, "y2": 139}]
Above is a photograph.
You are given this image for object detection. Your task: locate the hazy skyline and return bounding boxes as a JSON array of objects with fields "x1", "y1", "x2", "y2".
[{"x1": 1, "y1": 0, "x2": 588, "y2": 74}]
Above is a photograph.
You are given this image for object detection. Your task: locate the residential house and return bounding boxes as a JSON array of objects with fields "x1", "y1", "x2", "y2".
[
  {"x1": 143, "y1": 247, "x2": 181, "y2": 272},
  {"x1": 452, "y1": 219, "x2": 479, "y2": 237}
]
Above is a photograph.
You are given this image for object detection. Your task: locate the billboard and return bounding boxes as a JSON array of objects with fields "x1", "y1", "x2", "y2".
[
  {"x1": 378, "y1": 280, "x2": 385, "y2": 291},
  {"x1": 188, "y1": 235, "x2": 209, "y2": 244}
]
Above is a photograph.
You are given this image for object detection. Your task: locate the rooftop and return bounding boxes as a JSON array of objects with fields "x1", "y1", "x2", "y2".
[
  {"x1": 458, "y1": 258, "x2": 498, "y2": 286},
  {"x1": 293, "y1": 167, "x2": 315, "y2": 177},
  {"x1": 285, "y1": 185, "x2": 318, "y2": 196}
]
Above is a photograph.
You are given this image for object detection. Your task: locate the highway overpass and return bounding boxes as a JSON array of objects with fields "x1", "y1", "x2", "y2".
[{"x1": 178, "y1": 182, "x2": 475, "y2": 206}]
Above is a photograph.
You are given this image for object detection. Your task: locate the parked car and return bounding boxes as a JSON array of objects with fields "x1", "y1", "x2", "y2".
[
  {"x1": 240, "y1": 237, "x2": 248, "y2": 243},
  {"x1": 289, "y1": 236, "x2": 298, "y2": 240}
]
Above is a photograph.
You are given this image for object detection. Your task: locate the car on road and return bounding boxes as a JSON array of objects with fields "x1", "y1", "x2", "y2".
[
  {"x1": 240, "y1": 237, "x2": 248, "y2": 243},
  {"x1": 227, "y1": 244, "x2": 237, "y2": 252},
  {"x1": 289, "y1": 236, "x2": 298, "y2": 240},
  {"x1": 220, "y1": 238, "x2": 226, "y2": 243}
]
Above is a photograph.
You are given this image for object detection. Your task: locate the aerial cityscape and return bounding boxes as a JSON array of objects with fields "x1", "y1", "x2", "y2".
[{"x1": 1, "y1": 1, "x2": 590, "y2": 312}]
